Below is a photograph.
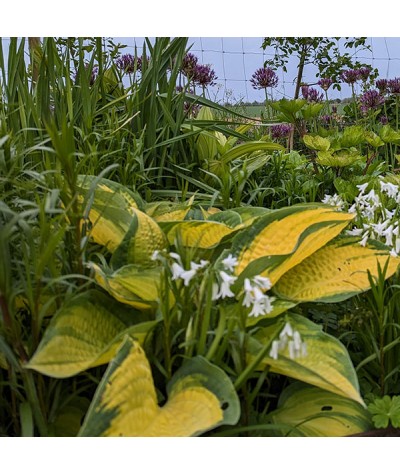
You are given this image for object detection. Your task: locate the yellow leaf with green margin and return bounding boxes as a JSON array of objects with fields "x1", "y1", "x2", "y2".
[
  {"x1": 111, "y1": 209, "x2": 168, "y2": 268},
  {"x1": 78, "y1": 337, "x2": 240, "y2": 436},
  {"x1": 90, "y1": 263, "x2": 169, "y2": 310},
  {"x1": 159, "y1": 221, "x2": 237, "y2": 249},
  {"x1": 231, "y1": 204, "x2": 354, "y2": 284},
  {"x1": 77, "y1": 175, "x2": 142, "y2": 253},
  {"x1": 25, "y1": 290, "x2": 157, "y2": 378},
  {"x1": 247, "y1": 314, "x2": 364, "y2": 404},
  {"x1": 274, "y1": 238, "x2": 400, "y2": 303},
  {"x1": 268, "y1": 382, "x2": 372, "y2": 436}
]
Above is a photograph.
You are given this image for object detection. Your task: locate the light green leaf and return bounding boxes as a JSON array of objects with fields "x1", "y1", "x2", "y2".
[
  {"x1": 247, "y1": 314, "x2": 364, "y2": 404},
  {"x1": 303, "y1": 134, "x2": 331, "y2": 151},
  {"x1": 78, "y1": 338, "x2": 240, "y2": 436},
  {"x1": 268, "y1": 382, "x2": 372, "y2": 436}
]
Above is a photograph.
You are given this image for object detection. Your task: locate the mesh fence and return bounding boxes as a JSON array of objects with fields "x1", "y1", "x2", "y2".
[{"x1": 2, "y1": 37, "x2": 400, "y2": 104}]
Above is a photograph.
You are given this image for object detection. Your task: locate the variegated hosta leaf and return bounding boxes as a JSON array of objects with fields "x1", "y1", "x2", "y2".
[
  {"x1": 274, "y1": 237, "x2": 400, "y2": 303},
  {"x1": 144, "y1": 201, "x2": 191, "y2": 222},
  {"x1": 268, "y1": 382, "x2": 372, "y2": 437},
  {"x1": 78, "y1": 337, "x2": 240, "y2": 436},
  {"x1": 25, "y1": 290, "x2": 156, "y2": 378},
  {"x1": 110, "y1": 208, "x2": 167, "y2": 269},
  {"x1": 159, "y1": 220, "x2": 238, "y2": 249},
  {"x1": 231, "y1": 204, "x2": 354, "y2": 285},
  {"x1": 77, "y1": 175, "x2": 143, "y2": 253},
  {"x1": 90, "y1": 263, "x2": 168, "y2": 310},
  {"x1": 247, "y1": 314, "x2": 364, "y2": 404}
]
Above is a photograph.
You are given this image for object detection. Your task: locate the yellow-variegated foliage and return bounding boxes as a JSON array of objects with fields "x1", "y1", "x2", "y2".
[
  {"x1": 77, "y1": 175, "x2": 167, "y2": 266},
  {"x1": 274, "y1": 238, "x2": 400, "y2": 303},
  {"x1": 231, "y1": 204, "x2": 355, "y2": 285},
  {"x1": 90, "y1": 262, "x2": 173, "y2": 310},
  {"x1": 267, "y1": 383, "x2": 372, "y2": 437},
  {"x1": 78, "y1": 337, "x2": 240, "y2": 437},
  {"x1": 26, "y1": 291, "x2": 157, "y2": 378},
  {"x1": 247, "y1": 314, "x2": 364, "y2": 404}
]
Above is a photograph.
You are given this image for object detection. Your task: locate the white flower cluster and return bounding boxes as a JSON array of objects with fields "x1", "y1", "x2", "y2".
[
  {"x1": 152, "y1": 250, "x2": 275, "y2": 317},
  {"x1": 346, "y1": 181, "x2": 400, "y2": 256},
  {"x1": 212, "y1": 254, "x2": 275, "y2": 318},
  {"x1": 243, "y1": 275, "x2": 275, "y2": 317},
  {"x1": 269, "y1": 322, "x2": 307, "y2": 360},
  {"x1": 151, "y1": 250, "x2": 209, "y2": 286},
  {"x1": 321, "y1": 193, "x2": 345, "y2": 210}
]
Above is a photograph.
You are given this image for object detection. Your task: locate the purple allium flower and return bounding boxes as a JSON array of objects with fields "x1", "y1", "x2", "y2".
[
  {"x1": 181, "y1": 53, "x2": 199, "y2": 79},
  {"x1": 340, "y1": 69, "x2": 360, "y2": 85},
  {"x1": 192, "y1": 64, "x2": 217, "y2": 87},
  {"x1": 270, "y1": 123, "x2": 292, "y2": 140},
  {"x1": 318, "y1": 78, "x2": 333, "y2": 91},
  {"x1": 376, "y1": 78, "x2": 389, "y2": 94},
  {"x1": 359, "y1": 89, "x2": 385, "y2": 113},
  {"x1": 250, "y1": 67, "x2": 278, "y2": 90},
  {"x1": 358, "y1": 67, "x2": 372, "y2": 82},
  {"x1": 332, "y1": 105, "x2": 338, "y2": 114},
  {"x1": 301, "y1": 85, "x2": 323, "y2": 103},
  {"x1": 388, "y1": 78, "x2": 400, "y2": 94},
  {"x1": 115, "y1": 54, "x2": 144, "y2": 74},
  {"x1": 380, "y1": 115, "x2": 389, "y2": 125}
]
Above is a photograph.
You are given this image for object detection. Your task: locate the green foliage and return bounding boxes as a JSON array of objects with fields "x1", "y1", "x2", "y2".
[{"x1": 368, "y1": 395, "x2": 400, "y2": 429}]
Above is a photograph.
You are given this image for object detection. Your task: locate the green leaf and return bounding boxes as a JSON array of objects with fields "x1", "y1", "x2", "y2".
[
  {"x1": 368, "y1": 395, "x2": 400, "y2": 429},
  {"x1": 25, "y1": 290, "x2": 156, "y2": 378},
  {"x1": 317, "y1": 149, "x2": 363, "y2": 167},
  {"x1": 303, "y1": 134, "x2": 331, "y2": 151},
  {"x1": 78, "y1": 337, "x2": 240, "y2": 436},
  {"x1": 301, "y1": 103, "x2": 324, "y2": 120},
  {"x1": 340, "y1": 125, "x2": 365, "y2": 148},
  {"x1": 247, "y1": 314, "x2": 364, "y2": 404},
  {"x1": 380, "y1": 125, "x2": 400, "y2": 145},
  {"x1": 268, "y1": 382, "x2": 372, "y2": 436}
]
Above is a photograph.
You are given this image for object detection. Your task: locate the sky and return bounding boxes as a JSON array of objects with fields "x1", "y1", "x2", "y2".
[{"x1": 114, "y1": 37, "x2": 400, "y2": 104}]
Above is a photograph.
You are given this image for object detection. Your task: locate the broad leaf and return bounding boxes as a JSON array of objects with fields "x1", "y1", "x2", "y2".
[
  {"x1": 303, "y1": 134, "x2": 330, "y2": 151},
  {"x1": 111, "y1": 208, "x2": 167, "y2": 268},
  {"x1": 26, "y1": 290, "x2": 156, "y2": 378},
  {"x1": 78, "y1": 337, "x2": 240, "y2": 436},
  {"x1": 159, "y1": 220, "x2": 238, "y2": 249},
  {"x1": 317, "y1": 149, "x2": 364, "y2": 167},
  {"x1": 247, "y1": 314, "x2": 364, "y2": 404},
  {"x1": 230, "y1": 204, "x2": 354, "y2": 285},
  {"x1": 268, "y1": 382, "x2": 372, "y2": 436},
  {"x1": 90, "y1": 263, "x2": 167, "y2": 310},
  {"x1": 274, "y1": 237, "x2": 400, "y2": 303},
  {"x1": 77, "y1": 175, "x2": 143, "y2": 252}
]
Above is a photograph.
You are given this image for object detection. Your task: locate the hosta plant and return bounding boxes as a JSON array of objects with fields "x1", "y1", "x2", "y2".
[{"x1": 20, "y1": 176, "x2": 400, "y2": 436}]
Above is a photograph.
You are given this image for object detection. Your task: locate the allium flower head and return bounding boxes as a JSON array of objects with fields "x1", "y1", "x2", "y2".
[
  {"x1": 181, "y1": 53, "x2": 199, "y2": 79},
  {"x1": 359, "y1": 89, "x2": 385, "y2": 113},
  {"x1": 340, "y1": 69, "x2": 360, "y2": 84},
  {"x1": 250, "y1": 67, "x2": 278, "y2": 90},
  {"x1": 380, "y1": 115, "x2": 389, "y2": 125},
  {"x1": 192, "y1": 64, "x2": 217, "y2": 87},
  {"x1": 388, "y1": 78, "x2": 400, "y2": 94},
  {"x1": 74, "y1": 63, "x2": 98, "y2": 86},
  {"x1": 376, "y1": 78, "x2": 389, "y2": 93},
  {"x1": 270, "y1": 123, "x2": 292, "y2": 140},
  {"x1": 301, "y1": 85, "x2": 323, "y2": 103},
  {"x1": 358, "y1": 67, "x2": 372, "y2": 82},
  {"x1": 317, "y1": 77, "x2": 333, "y2": 91}
]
